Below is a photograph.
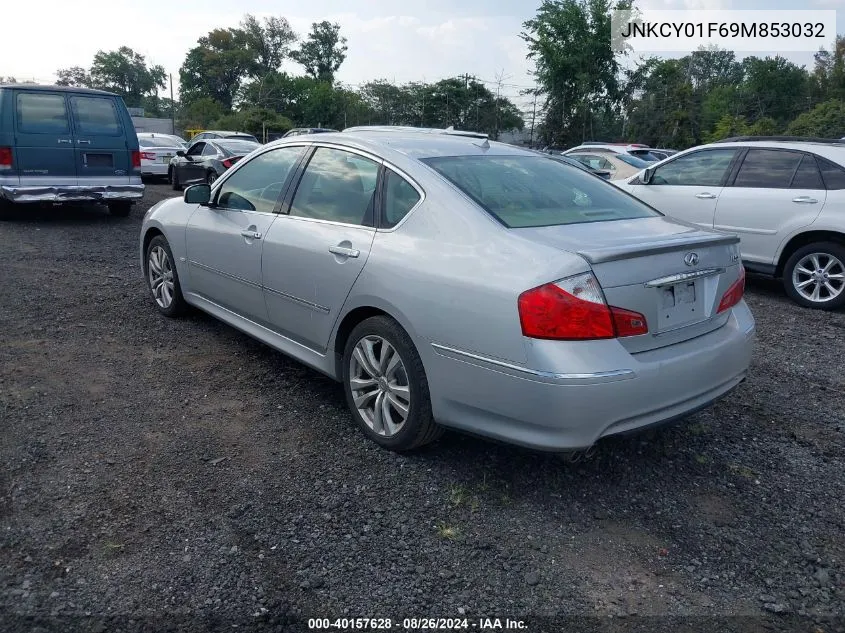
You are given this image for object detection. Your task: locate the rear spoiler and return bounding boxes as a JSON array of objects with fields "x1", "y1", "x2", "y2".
[{"x1": 576, "y1": 233, "x2": 739, "y2": 264}]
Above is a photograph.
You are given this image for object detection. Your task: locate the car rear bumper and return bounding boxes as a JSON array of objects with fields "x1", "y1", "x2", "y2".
[
  {"x1": 140, "y1": 163, "x2": 169, "y2": 176},
  {"x1": 0, "y1": 184, "x2": 145, "y2": 203},
  {"x1": 427, "y1": 300, "x2": 755, "y2": 451}
]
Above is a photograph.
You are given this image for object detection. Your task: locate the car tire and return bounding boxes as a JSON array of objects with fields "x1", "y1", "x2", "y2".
[
  {"x1": 108, "y1": 201, "x2": 132, "y2": 217},
  {"x1": 171, "y1": 167, "x2": 182, "y2": 191},
  {"x1": 782, "y1": 241, "x2": 845, "y2": 310},
  {"x1": 207, "y1": 171, "x2": 218, "y2": 185},
  {"x1": 342, "y1": 316, "x2": 443, "y2": 452},
  {"x1": 145, "y1": 235, "x2": 187, "y2": 317}
]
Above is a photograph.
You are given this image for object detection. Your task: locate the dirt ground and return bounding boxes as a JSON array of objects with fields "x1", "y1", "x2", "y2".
[{"x1": 1, "y1": 184, "x2": 844, "y2": 633}]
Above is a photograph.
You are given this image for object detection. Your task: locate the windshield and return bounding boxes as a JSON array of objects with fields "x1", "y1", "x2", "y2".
[
  {"x1": 217, "y1": 140, "x2": 260, "y2": 154},
  {"x1": 617, "y1": 154, "x2": 651, "y2": 168},
  {"x1": 422, "y1": 155, "x2": 659, "y2": 228},
  {"x1": 226, "y1": 134, "x2": 259, "y2": 143},
  {"x1": 139, "y1": 137, "x2": 181, "y2": 148}
]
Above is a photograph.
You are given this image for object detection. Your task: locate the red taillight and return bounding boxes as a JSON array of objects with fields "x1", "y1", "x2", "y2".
[
  {"x1": 131, "y1": 150, "x2": 141, "y2": 168},
  {"x1": 0, "y1": 146, "x2": 12, "y2": 170},
  {"x1": 221, "y1": 156, "x2": 241, "y2": 169},
  {"x1": 140, "y1": 151, "x2": 156, "y2": 161},
  {"x1": 717, "y1": 266, "x2": 746, "y2": 313},
  {"x1": 518, "y1": 272, "x2": 648, "y2": 340}
]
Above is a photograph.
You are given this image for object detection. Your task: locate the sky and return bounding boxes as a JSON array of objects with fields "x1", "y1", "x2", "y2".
[{"x1": 2, "y1": 0, "x2": 843, "y2": 115}]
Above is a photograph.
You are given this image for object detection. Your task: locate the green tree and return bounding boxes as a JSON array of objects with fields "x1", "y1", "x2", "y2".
[
  {"x1": 88, "y1": 47, "x2": 166, "y2": 108},
  {"x1": 741, "y1": 56, "x2": 809, "y2": 125},
  {"x1": 291, "y1": 21, "x2": 348, "y2": 83},
  {"x1": 180, "y1": 28, "x2": 254, "y2": 109},
  {"x1": 786, "y1": 100, "x2": 845, "y2": 137},
  {"x1": 55, "y1": 66, "x2": 92, "y2": 87},
  {"x1": 212, "y1": 107, "x2": 293, "y2": 140},
  {"x1": 809, "y1": 36, "x2": 845, "y2": 103},
  {"x1": 703, "y1": 114, "x2": 749, "y2": 143},
  {"x1": 240, "y1": 14, "x2": 297, "y2": 78},
  {"x1": 521, "y1": 0, "x2": 627, "y2": 146},
  {"x1": 179, "y1": 97, "x2": 226, "y2": 129}
]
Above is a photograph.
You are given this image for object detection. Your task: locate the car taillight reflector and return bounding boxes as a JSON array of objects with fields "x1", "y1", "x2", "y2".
[
  {"x1": 221, "y1": 156, "x2": 241, "y2": 169},
  {"x1": 717, "y1": 266, "x2": 746, "y2": 313},
  {"x1": 140, "y1": 152, "x2": 156, "y2": 161},
  {"x1": 0, "y1": 147, "x2": 12, "y2": 170},
  {"x1": 518, "y1": 272, "x2": 648, "y2": 340},
  {"x1": 131, "y1": 150, "x2": 141, "y2": 168}
]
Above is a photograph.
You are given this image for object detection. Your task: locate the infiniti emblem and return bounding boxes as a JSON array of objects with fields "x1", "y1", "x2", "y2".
[{"x1": 684, "y1": 252, "x2": 699, "y2": 267}]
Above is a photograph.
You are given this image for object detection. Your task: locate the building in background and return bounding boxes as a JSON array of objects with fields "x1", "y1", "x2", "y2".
[{"x1": 129, "y1": 107, "x2": 175, "y2": 135}]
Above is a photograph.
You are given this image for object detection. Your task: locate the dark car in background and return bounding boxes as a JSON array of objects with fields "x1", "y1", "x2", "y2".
[
  {"x1": 169, "y1": 138, "x2": 261, "y2": 190},
  {"x1": 187, "y1": 130, "x2": 260, "y2": 144},
  {"x1": 0, "y1": 84, "x2": 143, "y2": 217}
]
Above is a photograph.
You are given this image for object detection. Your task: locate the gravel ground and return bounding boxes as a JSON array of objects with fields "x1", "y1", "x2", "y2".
[{"x1": 1, "y1": 184, "x2": 844, "y2": 633}]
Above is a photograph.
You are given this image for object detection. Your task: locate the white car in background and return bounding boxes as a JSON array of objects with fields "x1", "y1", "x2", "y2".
[
  {"x1": 617, "y1": 137, "x2": 845, "y2": 310},
  {"x1": 137, "y1": 133, "x2": 187, "y2": 180},
  {"x1": 562, "y1": 148, "x2": 653, "y2": 181}
]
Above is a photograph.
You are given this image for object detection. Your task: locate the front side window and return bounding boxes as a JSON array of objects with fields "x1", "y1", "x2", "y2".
[
  {"x1": 382, "y1": 169, "x2": 421, "y2": 228},
  {"x1": 422, "y1": 155, "x2": 659, "y2": 229},
  {"x1": 16, "y1": 93, "x2": 69, "y2": 134},
  {"x1": 651, "y1": 149, "x2": 737, "y2": 187},
  {"x1": 70, "y1": 96, "x2": 121, "y2": 135},
  {"x1": 289, "y1": 148, "x2": 380, "y2": 226},
  {"x1": 186, "y1": 142, "x2": 205, "y2": 157},
  {"x1": 733, "y1": 149, "x2": 802, "y2": 188},
  {"x1": 216, "y1": 145, "x2": 305, "y2": 213}
]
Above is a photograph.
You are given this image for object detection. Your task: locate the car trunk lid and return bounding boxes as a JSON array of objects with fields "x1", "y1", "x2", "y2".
[{"x1": 516, "y1": 217, "x2": 743, "y2": 353}]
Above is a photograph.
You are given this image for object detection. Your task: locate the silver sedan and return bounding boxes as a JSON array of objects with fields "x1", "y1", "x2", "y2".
[{"x1": 139, "y1": 128, "x2": 755, "y2": 452}]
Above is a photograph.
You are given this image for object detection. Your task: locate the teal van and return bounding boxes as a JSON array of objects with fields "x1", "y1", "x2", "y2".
[{"x1": 0, "y1": 84, "x2": 144, "y2": 217}]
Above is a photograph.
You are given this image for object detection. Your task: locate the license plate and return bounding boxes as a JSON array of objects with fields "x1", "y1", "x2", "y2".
[
  {"x1": 657, "y1": 280, "x2": 701, "y2": 331},
  {"x1": 161, "y1": 155, "x2": 172, "y2": 163}
]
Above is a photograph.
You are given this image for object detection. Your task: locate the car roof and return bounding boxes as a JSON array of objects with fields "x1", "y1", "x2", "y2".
[
  {"x1": 266, "y1": 129, "x2": 534, "y2": 161},
  {"x1": 0, "y1": 83, "x2": 117, "y2": 96},
  {"x1": 202, "y1": 130, "x2": 255, "y2": 137}
]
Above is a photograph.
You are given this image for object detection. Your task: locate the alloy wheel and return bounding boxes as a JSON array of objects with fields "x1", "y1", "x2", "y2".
[
  {"x1": 349, "y1": 335, "x2": 411, "y2": 438},
  {"x1": 792, "y1": 252, "x2": 845, "y2": 304},
  {"x1": 148, "y1": 246, "x2": 175, "y2": 309}
]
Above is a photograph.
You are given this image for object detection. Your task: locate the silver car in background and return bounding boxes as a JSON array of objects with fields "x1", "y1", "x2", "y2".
[
  {"x1": 139, "y1": 129, "x2": 755, "y2": 452},
  {"x1": 137, "y1": 133, "x2": 184, "y2": 180}
]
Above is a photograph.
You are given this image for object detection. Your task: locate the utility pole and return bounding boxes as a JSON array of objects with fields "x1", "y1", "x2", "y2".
[
  {"x1": 529, "y1": 90, "x2": 537, "y2": 148},
  {"x1": 493, "y1": 69, "x2": 511, "y2": 141},
  {"x1": 169, "y1": 73, "x2": 175, "y2": 135}
]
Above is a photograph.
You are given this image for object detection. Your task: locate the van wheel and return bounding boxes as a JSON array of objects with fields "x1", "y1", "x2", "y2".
[
  {"x1": 783, "y1": 242, "x2": 845, "y2": 310},
  {"x1": 0, "y1": 200, "x2": 14, "y2": 221},
  {"x1": 342, "y1": 316, "x2": 443, "y2": 452},
  {"x1": 108, "y1": 201, "x2": 132, "y2": 217}
]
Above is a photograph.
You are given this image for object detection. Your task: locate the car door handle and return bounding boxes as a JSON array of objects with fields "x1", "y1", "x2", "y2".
[
  {"x1": 329, "y1": 246, "x2": 360, "y2": 258},
  {"x1": 77, "y1": 139, "x2": 92, "y2": 145},
  {"x1": 792, "y1": 196, "x2": 818, "y2": 204},
  {"x1": 695, "y1": 192, "x2": 717, "y2": 199},
  {"x1": 240, "y1": 230, "x2": 262, "y2": 240},
  {"x1": 57, "y1": 138, "x2": 72, "y2": 144}
]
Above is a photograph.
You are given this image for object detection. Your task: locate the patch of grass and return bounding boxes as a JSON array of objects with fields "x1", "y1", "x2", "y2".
[
  {"x1": 728, "y1": 463, "x2": 757, "y2": 479},
  {"x1": 436, "y1": 523, "x2": 460, "y2": 540},
  {"x1": 448, "y1": 485, "x2": 469, "y2": 508},
  {"x1": 694, "y1": 454, "x2": 709, "y2": 464}
]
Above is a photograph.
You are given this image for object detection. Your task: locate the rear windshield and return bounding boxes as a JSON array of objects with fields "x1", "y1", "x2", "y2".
[
  {"x1": 226, "y1": 135, "x2": 259, "y2": 142},
  {"x1": 139, "y1": 137, "x2": 180, "y2": 148},
  {"x1": 422, "y1": 155, "x2": 660, "y2": 228},
  {"x1": 217, "y1": 140, "x2": 260, "y2": 154}
]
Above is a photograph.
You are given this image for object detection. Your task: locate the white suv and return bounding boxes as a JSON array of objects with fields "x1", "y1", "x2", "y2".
[{"x1": 618, "y1": 137, "x2": 845, "y2": 310}]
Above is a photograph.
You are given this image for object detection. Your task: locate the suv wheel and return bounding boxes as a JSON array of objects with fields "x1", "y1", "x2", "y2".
[
  {"x1": 783, "y1": 242, "x2": 845, "y2": 310},
  {"x1": 342, "y1": 316, "x2": 443, "y2": 452}
]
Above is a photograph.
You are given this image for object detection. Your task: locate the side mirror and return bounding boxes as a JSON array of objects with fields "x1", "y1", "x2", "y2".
[
  {"x1": 176, "y1": 150, "x2": 186, "y2": 157},
  {"x1": 184, "y1": 184, "x2": 211, "y2": 205},
  {"x1": 641, "y1": 166, "x2": 655, "y2": 184}
]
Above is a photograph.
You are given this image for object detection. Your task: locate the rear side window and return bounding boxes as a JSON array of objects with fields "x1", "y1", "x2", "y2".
[
  {"x1": 382, "y1": 169, "x2": 421, "y2": 228},
  {"x1": 651, "y1": 149, "x2": 736, "y2": 187},
  {"x1": 572, "y1": 154, "x2": 613, "y2": 171},
  {"x1": 202, "y1": 144, "x2": 218, "y2": 156},
  {"x1": 818, "y1": 158, "x2": 845, "y2": 190},
  {"x1": 290, "y1": 147, "x2": 380, "y2": 226},
  {"x1": 733, "y1": 149, "x2": 802, "y2": 188},
  {"x1": 70, "y1": 96, "x2": 121, "y2": 135},
  {"x1": 422, "y1": 155, "x2": 659, "y2": 229},
  {"x1": 790, "y1": 154, "x2": 824, "y2": 190},
  {"x1": 16, "y1": 93, "x2": 69, "y2": 134}
]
